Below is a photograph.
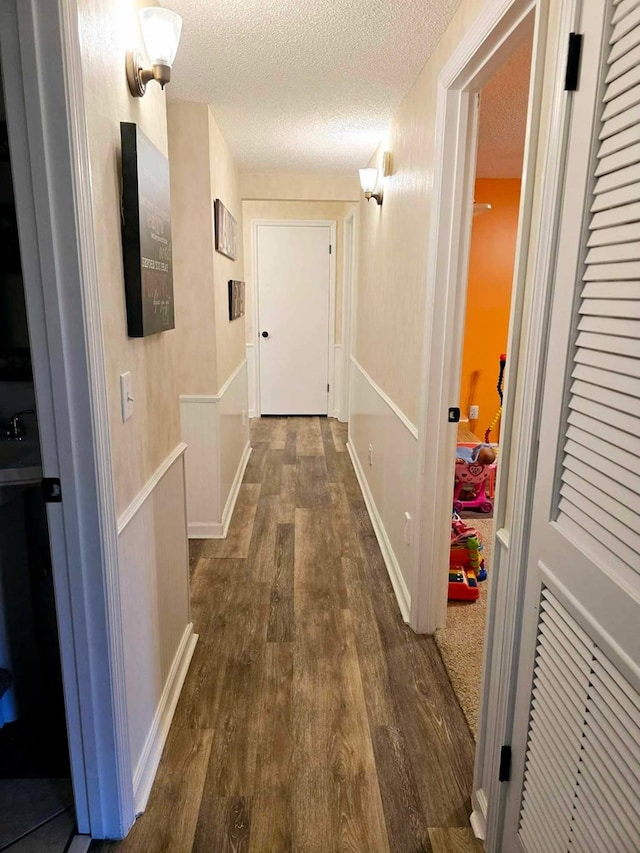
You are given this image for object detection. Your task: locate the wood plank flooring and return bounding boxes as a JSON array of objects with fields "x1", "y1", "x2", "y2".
[{"x1": 91, "y1": 418, "x2": 482, "y2": 853}]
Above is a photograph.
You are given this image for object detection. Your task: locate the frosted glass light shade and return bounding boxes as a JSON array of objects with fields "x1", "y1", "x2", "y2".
[
  {"x1": 139, "y1": 8, "x2": 182, "y2": 66},
  {"x1": 359, "y1": 168, "x2": 379, "y2": 193}
]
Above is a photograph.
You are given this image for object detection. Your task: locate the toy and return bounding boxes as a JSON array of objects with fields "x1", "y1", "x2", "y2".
[
  {"x1": 453, "y1": 458, "x2": 495, "y2": 514},
  {"x1": 450, "y1": 520, "x2": 487, "y2": 584},
  {"x1": 448, "y1": 518, "x2": 486, "y2": 601},
  {"x1": 448, "y1": 566, "x2": 480, "y2": 601},
  {"x1": 484, "y1": 353, "x2": 506, "y2": 443}
]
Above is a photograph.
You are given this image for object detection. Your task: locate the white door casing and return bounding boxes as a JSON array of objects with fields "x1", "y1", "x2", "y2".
[
  {"x1": 1, "y1": 0, "x2": 136, "y2": 837},
  {"x1": 503, "y1": 1, "x2": 640, "y2": 848},
  {"x1": 341, "y1": 210, "x2": 357, "y2": 423},
  {"x1": 413, "y1": 0, "x2": 538, "y2": 636},
  {"x1": 256, "y1": 222, "x2": 334, "y2": 415}
]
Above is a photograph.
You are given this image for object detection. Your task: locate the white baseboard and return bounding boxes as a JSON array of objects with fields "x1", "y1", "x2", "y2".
[
  {"x1": 471, "y1": 787, "x2": 488, "y2": 840},
  {"x1": 133, "y1": 624, "x2": 198, "y2": 814},
  {"x1": 188, "y1": 521, "x2": 223, "y2": 538},
  {"x1": 220, "y1": 441, "x2": 252, "y2": 538},
  {"x1": 347, "y1": 441, "x2": 411, "y2": 622}
]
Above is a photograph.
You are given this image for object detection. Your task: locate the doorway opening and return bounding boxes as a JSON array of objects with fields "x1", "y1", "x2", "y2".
[
  {"x1": 0, "y1": 68, "x2": 75, "y2": 851},
  {"x1": 434, "y1": 36, "x2": 533, "y2": 737}
]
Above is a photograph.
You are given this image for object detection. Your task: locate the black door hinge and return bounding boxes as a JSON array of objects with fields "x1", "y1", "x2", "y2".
[
  {"x1": 327, "y1": 383, "x2": 330, "y2": 392},
  {"x1": 565, "y1": 33, "x2": 583, "y2": 91},
  {"x1": 42, "y1": 477, "x2": 62, "y2": 503},
  {"x1": 448, "y1": 407, "x2": 460, "y2": 423},
  {"x1": 499, "y1": 745, "x2": 512, "y2": 782},
  {"x1": 329, "y1": 244, "x2": 332, "y2": 254}
]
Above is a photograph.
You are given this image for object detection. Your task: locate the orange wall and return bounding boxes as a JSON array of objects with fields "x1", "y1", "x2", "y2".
[{"x1": 460, "y1": 178, "x2": 521, "y2": 441}]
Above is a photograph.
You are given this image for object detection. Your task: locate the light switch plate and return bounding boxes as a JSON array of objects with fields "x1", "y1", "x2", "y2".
[
  {"x1": 120, "y1": 372, "x2": 133, "y2": 422},
  {"x1": 404, "y1": 511, "x2": 412, "y2": 545}
]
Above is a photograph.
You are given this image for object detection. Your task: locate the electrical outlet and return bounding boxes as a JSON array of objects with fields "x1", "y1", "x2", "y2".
[
  {"x1": 469, "y1": 405, "x2": 479, "y2": 420},
  {"x1": 404, "y1": 512, "x2": 412, "y2": 545},
  {"x1": 368, "y1": 443, "x2": 373, "y2": 466},
  {"x1": 242, "y1": 409, "x2": 247, "y2": 427}
]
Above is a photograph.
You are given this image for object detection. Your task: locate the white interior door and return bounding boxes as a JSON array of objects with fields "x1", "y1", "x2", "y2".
[
  {"x1": 257, "y1": 223, "x2": 331, "y2": 415},
  {"x1": 503, "y1": 1, "x2": 640, "y2": 849}
]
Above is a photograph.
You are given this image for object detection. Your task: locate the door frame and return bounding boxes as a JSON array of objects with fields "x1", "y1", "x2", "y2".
[
  {"x1": 409, "y1": 0, "x2": 582, "y2": 845},
  {"x1": 340, "y1": 209, "x2": 358, "y2": 423},
  {"x1": 1, "y1": 0, "x2": 135, "y2": 838},
  {"x1": 252, "y1": 219, "x2": 337, "y2": 416},
  {"x1": 412, "y1": 0, "x2": 540, "y2": 634}
]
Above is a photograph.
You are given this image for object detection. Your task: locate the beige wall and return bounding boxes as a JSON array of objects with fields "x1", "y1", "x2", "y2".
[
  {"x1": 78, "y1": 0, "x2": 181, "y2": 514},
  {"x1": 241, "y1": 173, "x2": 360, "y2": 202},
  {"x1": 168, "y1": 103, "x2": 245, "y2": 394},
  {"x1": 168, "y1": 102, "x2": 217, "y2": 396},
  {"x1": 355, "y1": 0, "x2": 486, "y2": 426},
  {"x1": 242, "y1": 200, "x2": 356, "y2": 344},
  {"x1": 209, "y1": 111, "x2": 245, "y2": 389}
]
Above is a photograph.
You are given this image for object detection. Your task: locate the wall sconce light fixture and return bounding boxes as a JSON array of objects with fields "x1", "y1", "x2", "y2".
[
  {"x1": 359, "y1": 152, "x2": 392, "y2": 205},
  {"x1": 359, "y1": 168, "x2": 383, "y2": 205},
  {"x1": 127, "y1": 7, "x2": 183, "y2": 97}
]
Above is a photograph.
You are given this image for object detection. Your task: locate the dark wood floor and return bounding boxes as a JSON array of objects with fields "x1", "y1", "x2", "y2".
[{"x1": 91, "y1": 417, "x2": 482, "y2": 852}]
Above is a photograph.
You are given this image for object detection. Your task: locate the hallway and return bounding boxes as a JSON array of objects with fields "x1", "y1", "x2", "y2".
[{"x1": 91, "y1": 417, "x2": 481, "y2": 852}]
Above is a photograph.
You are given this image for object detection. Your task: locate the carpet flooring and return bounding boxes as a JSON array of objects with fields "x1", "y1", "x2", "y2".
[{"x1": 435, "y1": 518, "x2": 493, "y2": 738}]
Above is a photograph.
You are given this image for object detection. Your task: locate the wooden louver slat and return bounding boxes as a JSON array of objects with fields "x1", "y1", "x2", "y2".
[{"x1": 519, "y1": 591, "x2": 640, "y2": 852}]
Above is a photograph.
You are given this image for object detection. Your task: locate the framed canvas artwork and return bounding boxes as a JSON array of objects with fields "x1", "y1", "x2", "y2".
[
  {"x1": 228, "y1": 280, "x2": 245, "y2": 321},
  {"x1": 120, "y1": 122, "x2": 174, "y2": 337},
  {"x1": 214, "y1": 198, "x2": 237, "y2": 260}
]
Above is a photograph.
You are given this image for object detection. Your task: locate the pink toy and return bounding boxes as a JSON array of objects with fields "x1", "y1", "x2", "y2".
[{"x1": 453, "y1": 458, "x2": 496, "y2": 514}]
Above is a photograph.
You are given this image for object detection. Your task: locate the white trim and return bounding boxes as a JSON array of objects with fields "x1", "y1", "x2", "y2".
[
  {"x1": 5, "y1": 0, "x2": 135, "y2": 836},
  {"x1": 246, "y1": 343, "x2": 258, "y2": 418},
  {"x1": 217, "y1": 358, "x2": 247, "y2": 401},
  {"x1": 252, "y1": 219, "x2": 337, "y2": 416},
  {"x1": 347, "y1": 441, "x2": 411, "y2": 623},
  {"x1": 471, "y1": 788, "x2": 488, "y2": 841},
  {"x1": 350, "y1": 356, "x2": 418, "y2": 439},
  {"x1": 132, "y1": 624, "x2": 198, "y2": 814},
  {"x1": 117, "y1": 444, "x2": 188, "y2": 535},
  {"x1": 188, "y1": 521, "x2": 224, "y2": 539},
  {"x1": 332, "y1": 344, "x2": 343, "y2": 419},
  {"x1": 413, "y1": 0, "x2": 536, "y2": 634},
  {"x1": 340, "y1": 209, "x2": 357, "y2": 423},
  {"x1": 180, "y1": 360, "x2": 247, "y2": 406},
  {"x1": 476, "y1": 4, "x2": 580, "y2": 849},
  {"x1": 186, "y1": 440, "x2": 251, "y2": 539},
  {"x1": 495, "y1": 526, "x2": 510, "y2": 551},
  {"x1": 219, "y1": 441, "x2": 252, "y2": 538}
]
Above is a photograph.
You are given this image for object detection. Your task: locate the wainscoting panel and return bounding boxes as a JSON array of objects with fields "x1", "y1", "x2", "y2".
[
  {"x1": 116, "y1": 445, "x2": 195, "y2": 813},
  {"x1": 332, "y1": 344, "x2": 343, "y2": 420},
  {"x1": 246, "y1": 343, "x2": 258, "y2": 418},
  {"x1": 348, "y1": 358, "x2": 418, "y2": 620},
  {"x1": 180, "y1": 359, "x2": 250, "y2": 538},
  {"x1": 180, "y1": 398, "x2": 220, "y2": 538},
  {"x1": 219, "y1": 360, "x2": 250, "y2": 519}
]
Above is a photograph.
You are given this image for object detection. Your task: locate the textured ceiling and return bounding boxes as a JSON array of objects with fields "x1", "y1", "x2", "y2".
[
  {"x1": 476, "y1": 38, "x2": 532, "y2": 179},
  {"x1": 162, "y1": 0, "x2": 462, "y2": 173}
]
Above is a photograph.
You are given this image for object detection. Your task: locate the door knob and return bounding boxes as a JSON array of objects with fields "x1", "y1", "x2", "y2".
[{"x1": 261, "y1": 331, "x2": 269, "y2": 338}]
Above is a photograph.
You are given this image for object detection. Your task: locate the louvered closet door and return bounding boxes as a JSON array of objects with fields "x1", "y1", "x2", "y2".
[{"x1": 503, "y1": 1, "x2": 640, "y2": 850}]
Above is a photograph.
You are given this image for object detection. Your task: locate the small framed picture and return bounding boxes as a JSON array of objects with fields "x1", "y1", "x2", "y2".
[
  {"x1": 214, "y1": 198, "x2": 237, "y2": 260},
  {"x1": 228, "y1": 280, "x2": 245, "y2": 321}
]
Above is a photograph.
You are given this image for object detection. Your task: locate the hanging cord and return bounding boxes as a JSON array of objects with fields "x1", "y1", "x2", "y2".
[{"x1": 484, "y1": 353, "x2": 506, "y2": 443}]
